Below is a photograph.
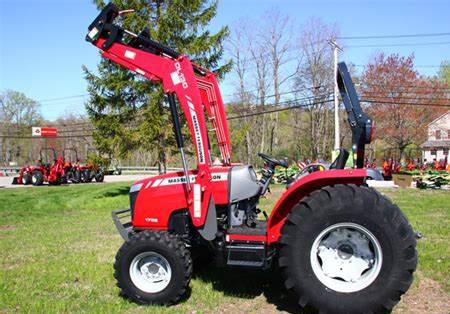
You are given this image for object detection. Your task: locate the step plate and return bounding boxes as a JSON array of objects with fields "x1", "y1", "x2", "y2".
[{"x1": 226, "y1": 242, "x2": 266, "y2": 268}]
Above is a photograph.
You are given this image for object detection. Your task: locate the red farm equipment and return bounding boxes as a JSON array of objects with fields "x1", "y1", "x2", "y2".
[
  {"x1": 80, "y1": 149, "x2": 105, "y2": 183},
  {"x1": 62, "y1": 148, "x2": 82, "y2": 183},
  {"x1": 86, "y1": 4, "x2": 417, "y2": 313},
  {"x1": 13, "y1": 148, "x2": 65, "y2": 186}
]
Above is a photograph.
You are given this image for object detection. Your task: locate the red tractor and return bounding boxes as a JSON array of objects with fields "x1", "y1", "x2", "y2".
[
  {"x1": 87, "y1": 5, "x2": 417, "y2": 313},
  {"x1": 62, "y1": 148, "x2": 82, "y2": 183},
  {"x1": 13, "y1": 148, "x2": 65, "y2": 186},
  {"x1": 31, "y1": 148, "x2": 65, "y2": 186}
]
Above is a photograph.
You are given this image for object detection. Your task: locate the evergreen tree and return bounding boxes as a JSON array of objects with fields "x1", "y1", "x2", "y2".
[{"x1": 83, "y1": 0, "x2": 230, "y2": 169}]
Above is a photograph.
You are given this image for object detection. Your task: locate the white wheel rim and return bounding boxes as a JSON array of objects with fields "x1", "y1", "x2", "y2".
[
  {"x1": 32, "y1": 175, "x2": 37, "y2": 184},
  {"x1": 310, "y1": 222, "x2": 383, "y2": 293},
  {"x1": 129, "y1": 252, "x2": 172, "y2": 293}
]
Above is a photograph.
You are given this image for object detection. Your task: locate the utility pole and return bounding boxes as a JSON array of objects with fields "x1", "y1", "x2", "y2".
[{"x1": 329, "y1": 40, "x2": 342, "y2": 151}]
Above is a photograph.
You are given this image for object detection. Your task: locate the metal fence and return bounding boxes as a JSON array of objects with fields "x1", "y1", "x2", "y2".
[{"x1": 0, "y1": 166, "x2": 183, "y2": 176}]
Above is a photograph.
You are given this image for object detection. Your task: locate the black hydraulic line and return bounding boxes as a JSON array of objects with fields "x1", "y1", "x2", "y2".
[
  {"x1": 168, "y1": 93, "x2": 184, "y2": 149},
  {"x1": 167, "y1": 93, "x2": 191, "y2": 191}
]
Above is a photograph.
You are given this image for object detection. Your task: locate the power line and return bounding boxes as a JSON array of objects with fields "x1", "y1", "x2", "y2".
[
  {"x1": 337, "y1": 32, "x2": 450, "y2": 40},
  {"x1": 361, "y1": 99, "x2": 450, "y2": 107},
  {"x1": 223, "y1": 85, "x2": 330, "y2": 101},
  {"x1": 355, "y1": 64, "x2": 443, "y2": 69},
  {"x1": 227, "y1": 99, "x2": 334, "y2": 120},
  {"x1": 3, "y1": 98, "x2": 449, "y2": 137},
  {"x1": 37, "y1": 94, "x2": 89, "y2": 103},
  {"x1": 346, "y1": 41, "x2": 450, "y2": 48},
  {"x1": 362, "y1": 83, "x2": 450, "y2": 90},
  {"x1": 361, "y1": 94, "x2": 450, "y2": 102},
  {"x1": 227, "y1": 97, "x2": 450, "y2": 121}
]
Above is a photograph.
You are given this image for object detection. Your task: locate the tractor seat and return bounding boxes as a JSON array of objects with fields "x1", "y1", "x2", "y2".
[{"x1": 329, "y1": 148, "x2": 349, "y2": 170}]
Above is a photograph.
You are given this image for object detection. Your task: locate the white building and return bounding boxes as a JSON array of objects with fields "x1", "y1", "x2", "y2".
[{"x1": 421, "y1": 111, "x2": 450, "y2": 163}]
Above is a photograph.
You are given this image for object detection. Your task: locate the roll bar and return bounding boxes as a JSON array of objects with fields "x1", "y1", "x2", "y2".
[{"x1": 337, "y1": 62, "x2": 374, "y2": 168}]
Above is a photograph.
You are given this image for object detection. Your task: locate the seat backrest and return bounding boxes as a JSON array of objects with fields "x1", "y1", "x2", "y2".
[{"x1": 329, "y1": 148, "x2": 349, "y2": 170}]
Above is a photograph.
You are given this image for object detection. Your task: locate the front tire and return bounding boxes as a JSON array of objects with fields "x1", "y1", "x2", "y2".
[
  {"x1": 279, "y1": 184, "x2": 417, "y2": 314},
  {"x1": 114, "y1": 231, "x2": 192, "y2": 305},
  {"x1": 22, "y1": 173, "x2": 32, "y2": 185}
]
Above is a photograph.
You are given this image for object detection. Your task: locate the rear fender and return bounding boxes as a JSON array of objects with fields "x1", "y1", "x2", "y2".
[{"x1": 266, "y1": 169, "x2": 368, "y2": 244}]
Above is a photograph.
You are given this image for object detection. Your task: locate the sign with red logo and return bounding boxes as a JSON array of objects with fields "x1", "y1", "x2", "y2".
[{"x1": 32, "y1": 127, "x2": 58, "y2": 137}]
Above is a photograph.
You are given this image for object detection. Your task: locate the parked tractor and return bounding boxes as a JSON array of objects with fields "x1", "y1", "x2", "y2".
[
  {"x1": 80, "y1": 151, "x2": 106, "y2": 183},
  {"x1": 13, "y1": 148, "x2": 64, "y2": 186},
  {"x1": 62, "y1": 148, "x2": 82, "y2": 183},
  {"x1": 86, "y1": 5, "x2": 417, "y2": 313}
]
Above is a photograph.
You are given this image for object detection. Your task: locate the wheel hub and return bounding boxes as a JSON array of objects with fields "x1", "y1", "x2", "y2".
[
  {"x1": 311, "y1": 223, "x2": 382, "y2": 293},
  {"x1": 130, "y1": 252, "x2": 172, "y2": 293},
  {"x1": 337, "y1": 243, "x2": 354, "y2": 259}
]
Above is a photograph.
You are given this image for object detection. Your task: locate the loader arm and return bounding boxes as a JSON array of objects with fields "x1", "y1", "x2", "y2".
[{"x1": 85, "y1": 3, "x2": 232, "y2": 227}]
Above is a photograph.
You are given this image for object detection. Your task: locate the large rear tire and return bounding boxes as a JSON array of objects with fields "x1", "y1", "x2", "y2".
[
  {"x1": 31, "y1": 171, "x2": 44, "y2": 186},
  {"x1": 114, "y1": 231, "x2": 192, "y2": 305},
  {"x1": 81, "y1": 170, "x2": 92, "y2": 183},
  {"x1": 72, "y1": 170, "x2": 81, "y2": 183},
  {"x1": 279, "y1": 184, "x2": 417, "y2": 314}
]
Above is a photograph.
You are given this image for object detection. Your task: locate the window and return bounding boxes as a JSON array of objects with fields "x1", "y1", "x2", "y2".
[
  {"x1": 444, "y1": 148, "x2": 449, "y2": 156},
  {"x1": 431, "y1": 149, "x2": 437, "y2": 156},
  {"x1": 435, "y1": 130, "x2": 441, "y2": 140}
]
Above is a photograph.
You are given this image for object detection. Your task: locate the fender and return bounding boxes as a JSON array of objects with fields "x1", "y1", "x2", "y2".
[{"x1": 266, "y1": 169, "x2": 368, "y2": 244}]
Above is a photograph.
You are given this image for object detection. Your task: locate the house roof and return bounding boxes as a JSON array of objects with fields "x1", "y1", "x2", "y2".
[
  {"x1": 421, "y1": 140, "x2": 450, "y2": 148},
  {"x1": 427, "y1": 110, "x2": 450, "y2": 127}
]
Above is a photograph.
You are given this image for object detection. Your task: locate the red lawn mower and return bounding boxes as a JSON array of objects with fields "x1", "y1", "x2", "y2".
[{"x1": 87, "y1": 5, "x2": 417, "y2": 313}]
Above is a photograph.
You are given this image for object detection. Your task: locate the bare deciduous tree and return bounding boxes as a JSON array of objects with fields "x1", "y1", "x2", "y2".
[{"x1": 294, "y1": 18, "x2": 338, "y2": 160}]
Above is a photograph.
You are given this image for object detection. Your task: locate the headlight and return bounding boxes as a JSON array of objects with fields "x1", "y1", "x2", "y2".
[{"x1": 130, "y1": 183, "x2": 142, "y2": 193}]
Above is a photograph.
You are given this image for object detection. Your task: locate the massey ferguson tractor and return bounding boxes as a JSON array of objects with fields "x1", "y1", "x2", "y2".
[
  {"x1": 86, "y1": 4, "x2": 417, "y2": 313},
  {"x1": 13, "y1": 148, "x2": 65, "y2": 186}
]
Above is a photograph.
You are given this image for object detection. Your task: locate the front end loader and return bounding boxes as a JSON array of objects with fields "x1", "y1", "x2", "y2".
[{"x1": 86, "y1": 4, "x2": 417, "y2": 313}]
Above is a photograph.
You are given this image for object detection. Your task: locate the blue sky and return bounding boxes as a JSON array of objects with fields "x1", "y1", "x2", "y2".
[{"x1": 1, "y1": 0, "x2": 449, "y2": 120}]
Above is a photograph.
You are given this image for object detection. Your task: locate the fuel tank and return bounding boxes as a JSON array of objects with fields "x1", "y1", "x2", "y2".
[{"x1": 228, "y1": 165, "x2": 261, "y2": 202}]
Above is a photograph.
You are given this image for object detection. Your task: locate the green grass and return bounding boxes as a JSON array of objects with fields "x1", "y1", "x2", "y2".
[{"x1": 0, "y1": 183, "x2": 449, "y2": 313}]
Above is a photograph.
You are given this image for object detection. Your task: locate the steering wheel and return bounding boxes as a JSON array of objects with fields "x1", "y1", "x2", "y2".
[{"x1": 258, "y1": 153, "x2": 288, "y2": 168}]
